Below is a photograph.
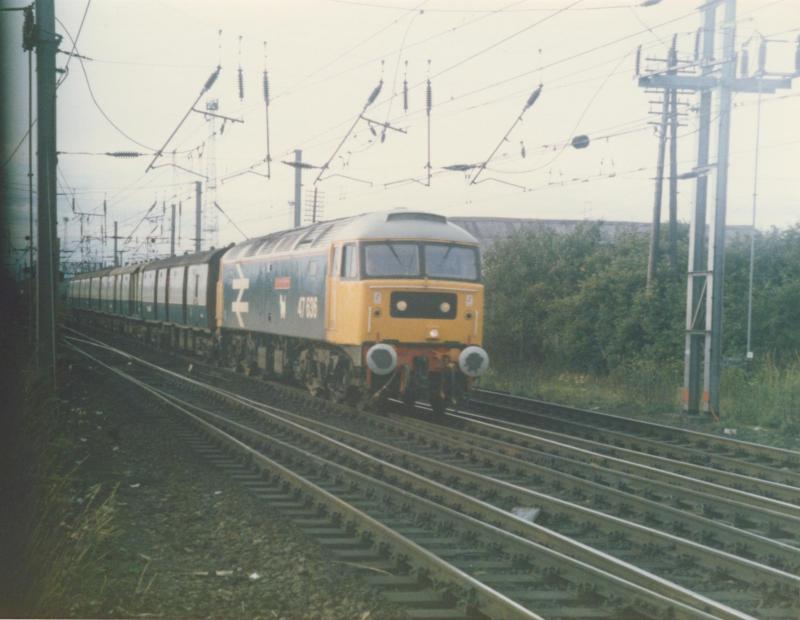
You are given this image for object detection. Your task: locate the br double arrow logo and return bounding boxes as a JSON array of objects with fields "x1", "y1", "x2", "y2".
[{"x1": 231, "y1": 263, "x2": 250, "y2": 328}]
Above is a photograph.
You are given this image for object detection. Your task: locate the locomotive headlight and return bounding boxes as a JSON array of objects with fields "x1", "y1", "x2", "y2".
[
  {"x1": 373, "y1": 291, "x2": 382, "y2": 304},
  {"x1": 465, "y1": 295, "x2": 474, "y2": 307},
  {"x1": 439, "y1": 302, "x2": 451, "y2": 313},
  {"x1": 396, "y1": 300, "x2": 408, "y2": 311},
  {"x1": 429, "y1": 328, "x2": 440, "y2": 339}
]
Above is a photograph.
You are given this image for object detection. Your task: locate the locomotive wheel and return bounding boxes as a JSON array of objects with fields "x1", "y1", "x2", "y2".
[{"x1": 328, "y1": 359, "x2": 357, "y2": 404}]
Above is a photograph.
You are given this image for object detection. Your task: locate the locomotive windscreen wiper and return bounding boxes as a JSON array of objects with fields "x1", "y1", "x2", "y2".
[{"x1": 388, "y1": 243, "x2": 403, "y2": 265}]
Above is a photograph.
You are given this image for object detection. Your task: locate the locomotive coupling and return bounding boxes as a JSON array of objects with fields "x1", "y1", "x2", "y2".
[
  {"x1": 366, "y1": 343, "x2": 398, "y2": 375},
  {"x1": 458, "y1": 346, "x2": 490, "y2": 377}
]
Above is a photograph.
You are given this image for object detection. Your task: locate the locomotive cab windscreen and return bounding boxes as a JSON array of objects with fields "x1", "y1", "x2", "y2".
[{"x1": 361, "y1": 242, "x2": 480, "y2": 282}]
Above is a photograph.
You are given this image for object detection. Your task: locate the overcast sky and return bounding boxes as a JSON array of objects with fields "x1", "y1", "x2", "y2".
[{"x1": 2, "y1": 0, "x2": 798, "y2": 268}]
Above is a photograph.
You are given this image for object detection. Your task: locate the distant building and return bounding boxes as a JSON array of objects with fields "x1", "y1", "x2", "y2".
[{"x1": 449, "y1": 217, "x2": 753, "y2": 253}]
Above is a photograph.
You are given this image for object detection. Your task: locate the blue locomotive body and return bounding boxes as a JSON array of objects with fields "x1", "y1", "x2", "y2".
[{"x1": 220, "y1": 251, "x2": 327, "y2": 340}]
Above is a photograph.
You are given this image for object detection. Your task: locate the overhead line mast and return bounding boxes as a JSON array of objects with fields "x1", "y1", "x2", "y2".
[
  {"x1": 637, "y1": 0, "x2": 797, "y2": 418},
  {"x1": 34, "y1": 0, "x2": 59, "y2": 384}
]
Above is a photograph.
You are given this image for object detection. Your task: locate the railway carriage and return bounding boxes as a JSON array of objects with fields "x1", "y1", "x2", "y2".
[{"x1": 68, "y1": 209, "x2": 489, "y2": 413}]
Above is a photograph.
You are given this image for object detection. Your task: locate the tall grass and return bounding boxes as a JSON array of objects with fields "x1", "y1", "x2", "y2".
[
  {"x1": 15, "y1": 369, "x2": 119, "y2": 616},
  {"x1": 722, "y1": 355, "x2": 800, "y2": 435},
  {"x1": 480, "y1": 356, "x2": 800, "y2": 443},
  {"x1": 480, "y1": 359, "x2": 680, "y2": 417}
]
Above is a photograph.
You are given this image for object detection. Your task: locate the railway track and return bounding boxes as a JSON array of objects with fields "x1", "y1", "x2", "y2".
[
  {"x1": 64, "y1": 329, "x2": 800, "y2": 619},
  {"x1": 459, "y1": 392, "x2": 800, "y2": 508},
  {"x1": 469, "y1": 390, "x2": 800, "y2": 485}
]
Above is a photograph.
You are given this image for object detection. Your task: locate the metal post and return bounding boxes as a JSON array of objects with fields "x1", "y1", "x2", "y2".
[
  {"x1": 705, "y1": 0, "x2": 737, "y2": 417},
  {"x1": 293, "y1": 149, "x2": 302, "y2": 228},
  {"x1": 170, "y1": 204, "x2": 176, "y2": 256},
  {"x1": 113, "y1": 221, "x2": 119, "y2": 266},
  {"x1": 667, "y1": 38, "x2": 679, "y2": 274},
  {"x1": 746, "y1": 82, "x2": 763, "y2": 360},
  {"x1": 28, "y1": 47, "x2": 35, "y2": 345},
  {"x1": 647, "y1": 83, "x2": 670, "y2": 289},
  {"x1": 632, "y1": 0, "x2": 793, "y2": 416},
  {"x1": 62, "y1": 216, "x2": 68, "y2": 259},
  {"x1": 35, "y1": 0, "x2": 58, "y2": 383},
  {"x1": 646, "y1": 87, "x2": 669, "y2": 289},
  {"x1": 194, "y1": 181, "x2": 202, "y2": 252},
  {"x1": 681, "y1": 5, "x2": 716, "y2": 415}
]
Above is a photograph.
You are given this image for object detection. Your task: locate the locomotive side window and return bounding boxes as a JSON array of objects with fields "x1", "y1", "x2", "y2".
[
  {"x1": 195, "y1": 265, "x2": 207, "y2": 303},
  {"x1": 424, "y1": 244, "x2": 480, "y2": 281},
  {"x1": 364, "y1": 243, "x2": 420, "y2": 278},
  {"x1": 342, "y1": 244, "x2": 358, "y2": 279}
]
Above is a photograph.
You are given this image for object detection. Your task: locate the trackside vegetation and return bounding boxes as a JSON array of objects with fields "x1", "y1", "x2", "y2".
[{"x1": 480, "y1": 223, "x2": 800, "y2": 442}]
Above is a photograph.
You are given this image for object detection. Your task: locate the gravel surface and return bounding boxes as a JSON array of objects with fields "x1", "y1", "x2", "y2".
[{"x1": 42, "y1": 351, "x2": 406, "y2": 619}]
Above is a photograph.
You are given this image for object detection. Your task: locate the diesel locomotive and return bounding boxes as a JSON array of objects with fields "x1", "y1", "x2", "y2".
[{"x1": 67, "y1": 209, "x2": 489, "y2": 413}]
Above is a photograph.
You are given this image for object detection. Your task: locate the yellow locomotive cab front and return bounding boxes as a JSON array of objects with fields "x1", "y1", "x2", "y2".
[{"x1": 325, "y1": 230, "x2": 488, "y2": 412}]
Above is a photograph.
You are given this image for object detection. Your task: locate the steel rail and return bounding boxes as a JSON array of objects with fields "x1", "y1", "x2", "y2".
[
  {"x1": 63, "y1": 328, "x2": 800, "y2": 537},
  {"x1": 464, "y1": 397, "x2": 800, "y2": 489},
  {"x1": 473, "y1": 389, "x2": 800, "y2": 474},
  {"x1": 406, "y1": 400, "x2": 800, "y2": 541},
  {"x1": 66, "y1": 339, "x2": 738, "y2": 620},
  {"x1": 375, "y1": 402, "x2": 800, "y2": 567},
  {"x1": 452, "y1": 407, "x2": 800, "y2": 509},
  {"x1": 433, "y1": 405, "x2": 800, "y2": 520},
  {"x1": 223, "y1": 400, "x2": 800, "y2": 588},
  {"x1": 67, "y1": 341, "x2": 544, "y2": 620},
  {"x1": 63, "y1": 329, "x2": 800, "y2": 617},
  {"x1": 282, "y1": 408, "x2": 800, "y2": 577},
  {"x1": 63, "y1": 334, "x2": 799, "y2": 612}
]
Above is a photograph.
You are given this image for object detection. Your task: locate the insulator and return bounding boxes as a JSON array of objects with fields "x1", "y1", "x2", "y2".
[
  {"x1": 403, "y1": 79, "x2": 408, "y2": 112},
  {"x1": 366, "y1": 79, "x2": 383, "y2": 107},
  {"x1": 757, "y1": 39, "x2": 767, "y2": 75},
  {"x1": 238, "y1": 67, "x2": 244, "y2": 101},
  {"x1": 262, "y1": 71, "x2": 270, "y2": 105},
  {"x1": 426, "y1": 80, "x2": 432, "y2": 114},
  {"x1": 107, "y1": 151, "x2": 142, "y2": 158},
  {"x1": 369, "y1": 123, "x2": 376, "y2": 136},
  {"x1": 525, "y1": 84, "x2": 542, "y2": 110},
  {"x1": 740, "y1": 48, "x2": 749, "y2": 78},
  {"x1": 520, "y1": 141, "x2": 526, "y2": 159},
  {"x1": 571, "y1": 135, "x2": 590, "y2": 149},
  {"x1": 204, "y1": 65, "x2": 221, "y2": 92},
  {"x1": 635, "y1": 45, "x2": 641, "y2": 75},
  {"x1": 668, "y1": 39, "x2": 677, "y2": 68}
]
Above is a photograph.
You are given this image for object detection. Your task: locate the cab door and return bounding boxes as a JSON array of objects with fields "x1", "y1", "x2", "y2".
[
  {"x1": 325, "y1": 244, "x2": 340, "y2": 335},
  {"x1": 327, "y1": 241, "x2": 366, "y2": 345}
]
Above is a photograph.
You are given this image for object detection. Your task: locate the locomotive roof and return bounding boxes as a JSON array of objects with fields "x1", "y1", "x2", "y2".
[
  {"x1": 73, "y1": 246, "x2": 230, "y2": 279},
  {"x1": 222, "y1": 209, "x2": 479, "y2": 263},
  {"x1": 73, "y1": 266, "x2": 116, "y2": 280},
  {"x1": 139, "y1": 245, "x2": 231, "y2": 272}
]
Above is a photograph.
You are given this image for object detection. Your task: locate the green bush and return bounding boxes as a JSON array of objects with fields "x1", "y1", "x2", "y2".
[{"x1": 482, "y1": 222, "x2": 800, "y2": 428}]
